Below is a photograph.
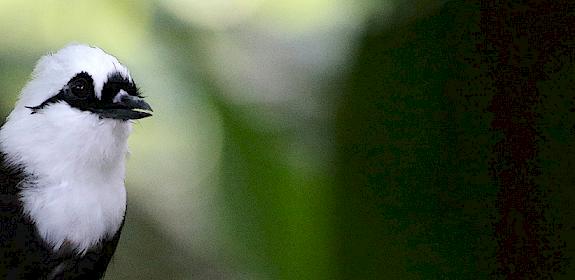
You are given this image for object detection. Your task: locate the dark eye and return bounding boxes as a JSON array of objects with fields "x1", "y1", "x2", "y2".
[{"x1": 71, "y1": 78, "x2": 89, "y2": 98}]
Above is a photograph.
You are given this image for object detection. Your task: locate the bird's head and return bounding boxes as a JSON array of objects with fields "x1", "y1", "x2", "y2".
[
  {"x1": 16, "y1": 44, "x2": 152, "y2": 121},
  {"x1": 0, "y1": 44, "x2": 152, "y2": 175}
]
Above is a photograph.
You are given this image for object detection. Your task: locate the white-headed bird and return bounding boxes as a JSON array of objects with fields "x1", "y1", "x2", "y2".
[{"x1": 0, "y1": 44, "x2": 152, "y2": 279}]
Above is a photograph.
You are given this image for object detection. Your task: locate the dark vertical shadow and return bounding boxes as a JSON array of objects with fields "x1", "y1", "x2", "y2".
[
  {"x1": 335, "y1": 1, "x2": 575, "y2": 278},
  {"x1": 481, "y1": 1, "x2": 575, "y2": 278}
]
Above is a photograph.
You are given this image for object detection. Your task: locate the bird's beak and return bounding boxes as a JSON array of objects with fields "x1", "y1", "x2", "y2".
[{"x1": 92, "y1": 93, "x2": 153, "y2": 121}]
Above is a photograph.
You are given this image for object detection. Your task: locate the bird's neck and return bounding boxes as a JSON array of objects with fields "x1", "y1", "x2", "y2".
[{"x1": 0, "y1": 105, "x2": 132, "y2": 180}]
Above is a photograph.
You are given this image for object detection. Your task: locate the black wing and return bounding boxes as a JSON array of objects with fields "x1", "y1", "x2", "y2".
[
  {"x1": 49, "y1": 217, "x2": 125, "y2": 280},
  {"x1": 0, "y1": 153, "x2": 61, "y2": 278}
]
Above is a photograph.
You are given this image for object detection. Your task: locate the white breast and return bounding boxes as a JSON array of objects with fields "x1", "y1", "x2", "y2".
[{"x1": 20, "y1": 177, "x2": 126, "y2": 254}]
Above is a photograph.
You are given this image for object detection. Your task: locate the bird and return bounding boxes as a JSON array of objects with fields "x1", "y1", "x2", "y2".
[{"x1": 0, "y1": 44, "x2": 152, "y2": 279}]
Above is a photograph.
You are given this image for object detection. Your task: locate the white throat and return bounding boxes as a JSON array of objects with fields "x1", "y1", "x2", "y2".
[{"x1": 0, "y1": 103, "x2": 131, "y2": 254}]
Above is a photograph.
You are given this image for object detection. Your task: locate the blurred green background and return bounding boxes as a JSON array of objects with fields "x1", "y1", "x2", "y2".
[{"x1": 2, "y1": 0, "x2": 575, "y2": 279}]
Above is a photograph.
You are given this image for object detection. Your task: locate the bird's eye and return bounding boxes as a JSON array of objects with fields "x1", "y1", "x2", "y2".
[{"x1": 71, "y1": 78, "x2": 89, "y2": 98}]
